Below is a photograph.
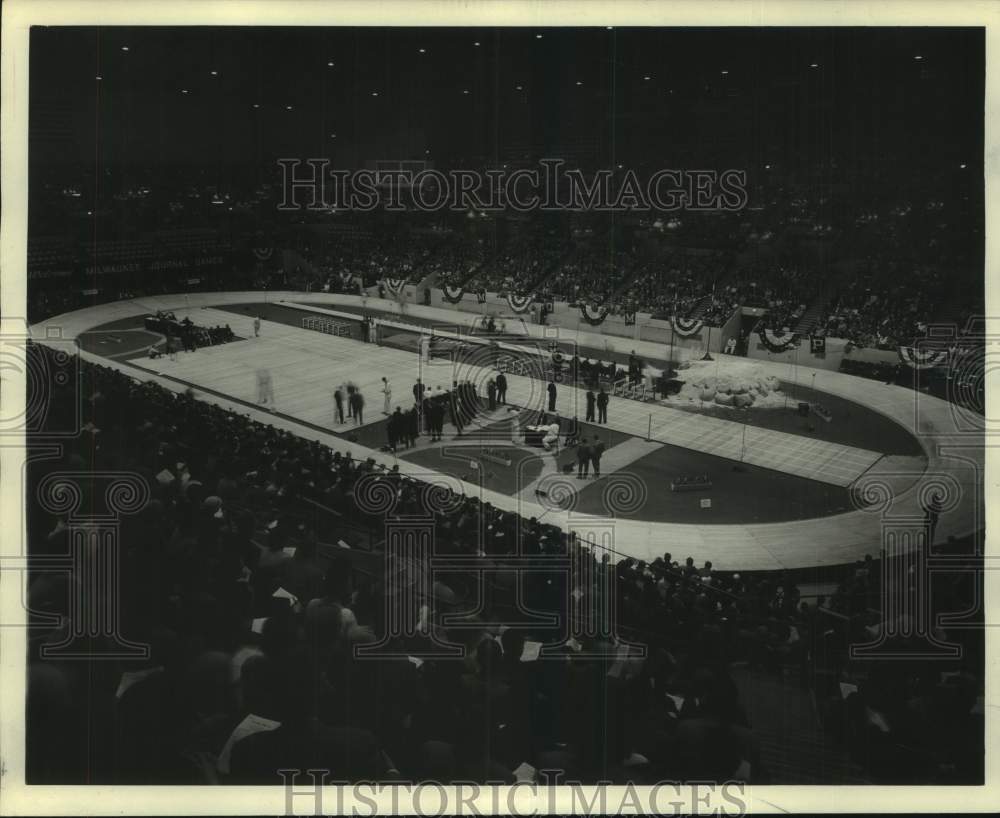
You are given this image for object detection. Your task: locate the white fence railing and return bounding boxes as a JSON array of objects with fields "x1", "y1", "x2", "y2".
[{"x1": 302, "y1": 315, "x2": 353, "y2": 337}]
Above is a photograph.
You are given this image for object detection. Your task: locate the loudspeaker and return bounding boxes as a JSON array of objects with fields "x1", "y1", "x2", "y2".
[{"x1": 797, "y1": 402, "x2": 810, "y2": 417}]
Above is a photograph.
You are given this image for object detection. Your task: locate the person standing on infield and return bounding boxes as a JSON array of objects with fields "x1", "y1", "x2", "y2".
[
  {"x1": 591, "y1": 436, "x2": 605, "y2": 477},
  {"x1": 333, "y1": 386, "x2": 345, "y2": 424},
  {"x1": 382, "y1": 377, "x2": 392, "y2": 415},
  {"x1": 596, "y1": 387, "x2": 609, "y2": 424},
  {"x1": 495, "y1": 370, "x2": 508, "y2": 405},
  {"x1": 350, "y1": 388, "x2": 365, "y2": 425},
  {"x1": 577, "y1": 437, "x2": 592, "y2": 479}
]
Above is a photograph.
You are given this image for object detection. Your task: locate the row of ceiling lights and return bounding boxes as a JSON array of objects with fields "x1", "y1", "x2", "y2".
[{"x1": 93, "y1": 49, "x2": 932, "y2": 91}]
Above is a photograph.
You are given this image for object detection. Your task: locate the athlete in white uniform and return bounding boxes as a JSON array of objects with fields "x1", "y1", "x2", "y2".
[
  {"x1": 382, "y1": 377, "x2": 392, "y2": 414},
  {"x1": 256, "y1": 368, "x2": 274, "y2": 406}
]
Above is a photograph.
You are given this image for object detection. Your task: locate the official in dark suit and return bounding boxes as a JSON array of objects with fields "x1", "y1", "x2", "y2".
[
  {"x1": 577, "y1": 439, "x2": 592, "y2": 479},
  {"x1": 585, "y1": 389, "x2": 596, "y2": 422},
  {"x1": 333, "y1": 387, "x2": 345, "y2": 424},
  {"x1": 387, "y1": 408, "x2": 401, "y2": 452},
  {"x1": 349, "y1": 390, "x2": 365, "y2": 425},
  {"x1": 590, "y1": 436, "x2": 605, "y2": 477},
  {"x1": 596, "y1": 388, "x2": 609, "y2": 424},
  {"x1": 447, "y1": 389, "x2": 463, "y2": 436},
  {"x1": 406, "y1": 405, "x2": 419, "y2": 446},
  {"x1": 423, "y1": 395, "x2": 433, "y2": 435},
  {"x1": 495, "y1": 371, "x2": 508, "y2": 404},
  {"x1": 547, "y1": 381, "x2": 557, "y2": 412}
]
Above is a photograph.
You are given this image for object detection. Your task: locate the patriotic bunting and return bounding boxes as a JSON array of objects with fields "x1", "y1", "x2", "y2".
[
  {"x1": 898, "y1": 344, "x2": 949, "y2": 369},
  {"x1": 670, "y1": 315, "x2": 704, "y2": 337},
  {"x1": 757, "y1": 325, "x2": 799, "y2": 352},
  {"x1": 506, "y1": 292, "x2": 533, "y2": 314},
  {"x1": 383, "y1": 278, "x2": 407, "y2": 297},
  {"x1": 580, "y1": 302, "x2": 610, "y2": 326}
]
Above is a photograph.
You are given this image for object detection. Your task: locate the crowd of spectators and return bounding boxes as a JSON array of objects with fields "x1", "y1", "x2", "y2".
[
  {"x1": 818, "y1": 264, "x2": 948, "y2": 349},
  {"x1": 26, "y1": 155, "x2": 983, "y2": 344},
  {"x1": 27, "y1": 189, "x2": 981, "y2": 350},
  {"x1": 24, "y1": 344, "x2": 983, "y2": 786},
  {"x1": 26, "y1": 236, "x2": 977, "y2": 355},
  {"x1": 291, "y1": 224, "x2": 972, "y2": 351}
]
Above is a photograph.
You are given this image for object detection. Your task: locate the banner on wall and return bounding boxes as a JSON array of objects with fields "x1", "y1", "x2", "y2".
[
  {"x1": 757, "y1": 325, "x2": 799, "y2": 353},
  {"x1": 505, "y1": 293, "x2": 533, "y2": 314},
  {"x1": 898, "y1": 344, "x2": 949, "y2": 369},
  {"x1": 383, "y1": 278, "x2": 407, "y2": 297},
  {"x1": 670, "y1": 315, "x2": 704, "y2": 337},
  {"x1": 441, "y1": 284, "x2": 465, "y2": 304},
  {"x1": 580, "y1": 302, "x2": 610, "y2": 326}
]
